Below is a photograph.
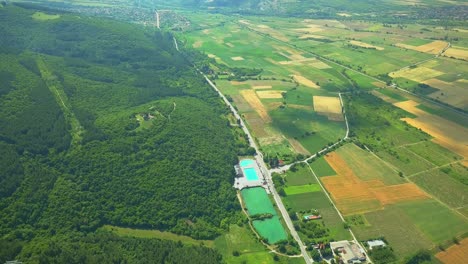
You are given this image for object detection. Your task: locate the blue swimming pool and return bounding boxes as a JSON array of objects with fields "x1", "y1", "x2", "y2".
[
  {"x1": 240, "y1": 159, "x2": 254, "y2": 167},
  {"x1": 244, "y1": 167, "x2": 259, "y2": 181}
]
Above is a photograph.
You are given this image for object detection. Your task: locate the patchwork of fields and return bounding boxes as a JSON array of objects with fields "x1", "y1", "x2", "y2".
[{"x1": 179, "y1": 11, "x2": 468, "y2": 262}]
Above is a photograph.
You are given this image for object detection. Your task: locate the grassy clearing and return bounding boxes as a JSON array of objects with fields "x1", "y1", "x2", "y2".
[
  {"x1": 404, "y1": 141, "x2": 461, "y2": 166},
  {"x1": 31, "y1": 11, "x2": 61, "y2": 21},
  {"x1": 284, "y1": 164, "x2": 318, "y2": 186},
  {"x1": 101, "y1": 225, "x2": 214, "y2": 247},
  {"x1": 337, "y1": 143, "x2": 404, "y2": 185},
  {"x1": 284, "y1": 184, "x2": 321, "y2": 195},
  {"x1": 37, "y1": 57, "x2": 83, "y2": 146},
  {"x1": 214, "y1": 225, "x2": 302, "y2": 264},
  {"x1": 309, "y1": 156, "x2": 336, "y2": 177},
  {"x1": 397, "y1": 200, "x2": 468, "y2": 244},
  {"x1": 411, "y1": 169, "x2": 468, "y2": 209}
]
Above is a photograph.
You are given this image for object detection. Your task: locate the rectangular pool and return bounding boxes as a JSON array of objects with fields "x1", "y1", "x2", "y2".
[
  {"x1": 240, "y1": 159, "x2": 254, "y2": 167},
  {"x1": 243, "y1": 167, "x2": 259, "y2": 181}
]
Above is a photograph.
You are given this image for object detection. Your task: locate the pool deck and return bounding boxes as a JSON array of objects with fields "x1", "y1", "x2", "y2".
[{"x1": 234, "y1": 158, "x2": 269, "y2": 193}]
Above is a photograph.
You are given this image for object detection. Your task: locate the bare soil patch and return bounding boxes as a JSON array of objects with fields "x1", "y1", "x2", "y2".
[
  {"x1": 243, "y1": 112, "x2": 268, "y2": 138},
  {"x1": 436, "y1": 238, "x2": 468, "y2": 264}
]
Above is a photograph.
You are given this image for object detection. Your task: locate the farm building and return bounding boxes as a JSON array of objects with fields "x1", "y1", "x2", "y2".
[
  {"x1": 331, "y1": 241, "x2": 367, "y2": 264},
  {"x1": 367, "y1": 240, "x2": 386, "y2": 250},
  {"x1": 303, "y1": 214, "x2": 322, "y2": 221}
]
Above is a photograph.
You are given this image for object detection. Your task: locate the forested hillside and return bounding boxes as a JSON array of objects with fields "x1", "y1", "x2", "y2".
[{"x1": 0, "y1": 5, "x2": 244, "y2": 263}]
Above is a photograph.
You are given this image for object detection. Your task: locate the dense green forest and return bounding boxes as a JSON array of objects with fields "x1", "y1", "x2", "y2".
[{"x1": 0, "y1": 5, "x2": 247, "y2": 263}]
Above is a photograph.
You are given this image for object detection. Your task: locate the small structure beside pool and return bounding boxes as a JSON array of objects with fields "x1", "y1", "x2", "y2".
[{"x1": 234, "y1": 158, "x2": 267, "y2": 192}]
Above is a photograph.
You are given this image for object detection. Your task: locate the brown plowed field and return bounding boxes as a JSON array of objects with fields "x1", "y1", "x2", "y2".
[
  {"x1": 436, "y1": 238, "x2": 468, "y2": 264},
  {"x1": 240, "y1": 90, "x2": 271, "y2": 122}
]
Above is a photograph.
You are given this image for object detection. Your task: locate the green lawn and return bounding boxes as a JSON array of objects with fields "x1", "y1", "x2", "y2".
[
  {"x1": 309, "y1": 156, "x2": 336, "y2": 177},
  {"x1": 284, "y1": 184, "x2": 321, "y2": 195}
]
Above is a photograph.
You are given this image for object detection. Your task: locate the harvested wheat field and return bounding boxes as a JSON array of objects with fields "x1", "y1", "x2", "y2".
[
  {"x1": 444, "y1": 47, "x2": 468, "y2": 61},
  {"x1": 371, "y1": 184, "x2": 429, "y2": 205},
  {"x1": 299, "y1": 34, "x2": 328, "y2": 40},
  {"x1": 252, "y1": 85, "x2": 272, "y2": 89},
  {"x1": 349, "y1": 40, "x2": 384, "y2": 50},
  {"x1": 231, "y1": 56, "x2": 244, "y2": 61},
  {"x1": 390, "y1": 67, "x2": 444, "y2": 83},
  {"x1": 396, "y1": 40, "x2": 448, "y2": 54},
  {"x1": 292, "y1": 75, "x2": 319, "y2": 89},
  {"x1": 240, "y1": 90, "x2": 271, "y2": 122},
  {"x1": 394, "y1": 100, "x2": 468, "y2": 158},
  {"x1": 322, "y1": 152, "x2": 430, "y2": 215},
  {"x1": 309, "y1": 60, "x2": 331, "y2": 69},
  {"x1": 436, "y1": 238, "x2": 468, "y2": 264},
  {"x1": 313, "y1": 96, "x2": 343, "y2": 121},
  {"x1": 256, "y1": 90, "x2": 285, "y2": 99},
  {"x1": 424, "y1": 79, "x2": 468, "y2": 109}
]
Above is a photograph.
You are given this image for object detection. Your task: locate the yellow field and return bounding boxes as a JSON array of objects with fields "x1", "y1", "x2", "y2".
[
  {"x1": 240, "y1": 90, "x2": 271, "y2": 122},
  {"x1": 252, "y1": 85, "x2": 272, "y2": 89},
  {"x1": 394, "y1": 100, "x2": 468, "y2": 159},
  {"x1": 436, "y1": 238, "x2": 468, "y2": 264},
  {"x1": 396, "y1": 40, "x2": 448, "y2": 54},
  {"x1": 292, "y1": 74, "x2": 320, "y2": 89},
  {"x1": 424, "y1": 79, "x2": 468, "y2": 109},
  {"x1": 349, "y1": 40, "x2": 384, "y2": 50},
  {"x1": 256, "y1": 90, "x2": 285, "y2": 99},
  {"x1": 390, "y1": 66, "x2": 444, "y2": 82},
  {"x1": 32, "y1": 11, "x2": 61, "y2": 20},
  {"x1": 298, "y1": 34, "x2": 328, "y2": 40},
  {"x1": 444, "y1": 47, "x2": 468, "y2": 60},
  {"x1": 309, "y1": 60, "x2": 331, "y2": 69},
  {"x1": 313, "y1": 96, "x2": 343, "y2": 121}
]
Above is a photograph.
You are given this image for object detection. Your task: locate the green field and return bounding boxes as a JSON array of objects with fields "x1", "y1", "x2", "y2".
[
  {"x1": 241, "y1": 187, "x2": 276, "y2": 215},
  {"x1": 377, "y1": 147, "x2": 436, "y2": 176},
  {"x1": 253, "y1": 217, "x2": 288, "y2": 243},
  {"x1": 284, "y1": 184, "x2": 321, "y2": 195},
  {"x1": 397, "y1": 200, "x2": 468, "y2": 244},
  {"x1": 337, "y1": 143, "x2": 404, "y2": 185},
  {"x1": 31, "y1": 11, "x2": 60, "y2": 20},
  {"x1": 284, "y1": 164, "x2": 318, "y2": 186},
  {"x1": 309, "y1": 156, "x2": 336, "y2": 177},
  {"x1": 377, "y1": 88, "x2": 408, "y2": 101},
  {"x1": 404, "y1": 141, "x2": 461, "y2": 166},
  {"x1": 411, "y1": 169, "x2": 468, "y2": 208}
]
